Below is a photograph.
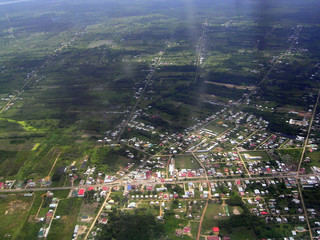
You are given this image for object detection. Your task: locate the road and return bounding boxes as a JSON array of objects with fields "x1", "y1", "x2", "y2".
[
  {"x1": 194, "y1": 19, "x2": 207, "y2": 83},
  {"x1": 192, "y1": 150, "x2": 210, "y2": 240},
  {"x1": 297, "y1": 89, "x2": 320, "y2": 173},
  {"x1": 0, "y1": 28, "x2": 86, "y2": 115},
  {"x1": 237, "y1": 25, "x2": 302, "y2": 107},
  {"x1": 84, "y1": 190, "x2": 111, "y2": 240},
  {"x1": 296, "y1": 179, "x2": 313, "y2": 239},
  {"x1": 116, "y1": 38, "x2": 172, "y2": 142},
  {"x1": 0, "y1": 173, "x2": 317, "y2": 194}
]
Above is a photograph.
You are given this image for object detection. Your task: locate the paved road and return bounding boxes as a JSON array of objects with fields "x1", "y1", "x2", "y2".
[{"x1": 0, "y1": 173, "x2": 316, "y2": 194}]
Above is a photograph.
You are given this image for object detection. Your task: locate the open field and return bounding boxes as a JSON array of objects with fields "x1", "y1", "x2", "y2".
[
  {"x1": 241, "y1": 150, "x2": 271, "y2": 161},
  {"x1": 0, "y1": 194, "x2": 34, "y2": 239},
  {"x1": 175, "y1": 155, "x2": 201, "y2": 170},
  {"x1": 47, "y1": 198, "x2": 83, "y2": 240}
]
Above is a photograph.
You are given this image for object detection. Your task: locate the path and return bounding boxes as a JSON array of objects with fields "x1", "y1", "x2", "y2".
[
  {"x1": 48, "y1": 152, "x2": 62, "y2": 177},
  {"x1": 84, "y1": 190, "x2": 111, "y2": 240}
]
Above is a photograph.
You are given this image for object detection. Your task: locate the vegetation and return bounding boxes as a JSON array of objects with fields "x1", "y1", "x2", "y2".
[{"x1": 98, "y1": 210, "x2": 165, "y2": 240}]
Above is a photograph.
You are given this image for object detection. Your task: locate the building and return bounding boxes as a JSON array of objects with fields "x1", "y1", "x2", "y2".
[
  {"x1": 207, "y1": 236, "x2": 221, "y2": 240},
  {"x1": 78, "y1": 189, "x2": 85, "y2": 197},
  {"x1": 212, "y1": 227, "x2": 220, "y2": 235},
  {"x1": 183, "y1": 227, "x2": 191, "y2": 234}
]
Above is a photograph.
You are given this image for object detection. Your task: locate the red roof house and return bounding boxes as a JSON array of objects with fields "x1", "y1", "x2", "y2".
[
  {"x1": 212, "y1": 227, "x2": 220, "y2": 233},
  {"x1": 78, "y1": 189, "x2": 85, "y2": 197},
  {"x1": 183, "y1": 227, "x2": 191, "y2": 233},
  {"x1": 207, "y1": 237, "x2": 221, "y2": 240}
]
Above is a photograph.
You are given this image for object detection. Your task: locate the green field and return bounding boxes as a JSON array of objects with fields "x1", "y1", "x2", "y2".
[
  {"x1": 174, "y1": 155, "x2": 201, "y2": 170},
  {"x1": 47, "y1": 198, "x2": 83, "y2": 240},
  {"x1": 241, "y1": 150, "x2": 271, "y2": 161},
  {"x1": 201, "y1": 203, "x2": 225, "y2": 235},
  {"x1": 204, "y1": 120, "x2": 231, "y2": 135},
  {"x1": 0, "y1": 194, "x2": 34, "y2": 239}
]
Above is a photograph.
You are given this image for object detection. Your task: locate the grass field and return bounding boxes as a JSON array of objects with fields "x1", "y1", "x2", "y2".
[
  {"x1": 230, "y1": 227, "x2": 257, "y2": 240},
  {"x1": 0, "y1": 194, "x2": 34, "y2": 239},
  {"x1": 241, "y1": 150, "x2": 271, "y2": 161},
  {"x1": 276, "y1": 149, "x2": 303, "y2": 162},
  {"x1": 204, "y1": 120, "x2": 231, "y2": 135},
  {"x1": 0, "y1": 118, "x2": 45, "y2": 132},
  {"x1": 305, "y1": 151, "x2": 320, "y2": 167},
  {"x1": 174, "y1": 155, "x2": 201, "y2": 170},
  {"x1": 201, "y1": 203, "x2": 225, "y2": 234},
  {"x1": 47, "y1": 198, "x2": 83, "y2": 240}
]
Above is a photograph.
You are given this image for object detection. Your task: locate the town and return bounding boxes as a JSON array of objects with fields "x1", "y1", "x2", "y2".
[{"x1": 1, "y1": 0, "x2": 320, "y2": 240}]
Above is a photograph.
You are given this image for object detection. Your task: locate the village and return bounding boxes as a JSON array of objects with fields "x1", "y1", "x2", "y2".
[{"x1": 1, "y1": 106, "x2": 320, "y2": 240}]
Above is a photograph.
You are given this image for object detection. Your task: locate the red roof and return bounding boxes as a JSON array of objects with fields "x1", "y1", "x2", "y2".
[
  {"x1": 183, "y1": 227, "x2": 191, "y2": 233},
  {"x1": 261, "y1": 211, "x2": 268, "y2": 215},
  {"x1": 212, "y1": 227, "x2": 220, "y2": 232},
  {"x1": 78, "y1": 189, "x2": 85, "y2": 195},
  {"x1": 207, "y1": 237, "x2": 220, "y2": 240},
  {"x1": 102, "y1": 187, "x2": 108, "y2": 191},
  {"x1": 0, "y1": 182, "x2": 4, "y2": 188},
  {"x1": 88, "y1": 187, "x2": 94, "y2": 191}
]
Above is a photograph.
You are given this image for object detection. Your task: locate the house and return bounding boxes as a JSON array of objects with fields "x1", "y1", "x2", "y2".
[
  {"x1": 128, "y1": 202, "x2": 136, "y2": 208},
  {"x1": 78, "y1": 189, "x2": 85, "y2": 197},
  {"x1": 99, "y1": 218, "x2": 108, "y2": 224},
  {"x1": 38, "y1": 228, "x2": 48, "y2": 238},
  {"x1": 0, "y1": 182, "x2": 4, "y2": 189},
  {"x1": 46, "y1": 212, "x2": 53, "y2": 224},
  {"x1": 183, "y1": 227, "x2": 191, "y2": 234},
  {"x1": 156, "y1": 187, "x2": 167, "y2": 192},
  {"x1": 207, "y1": 236, "x2": 220, "y2": 240},
  {"x1": 88, "y1": 187, "x2": 94, "y2": 191},
  {"x1": 212, "y1": 227, "x2": 220, "y2": 235},
  {"x1": 74, "y1": 225, "x2": 79, "y2": 234}
]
